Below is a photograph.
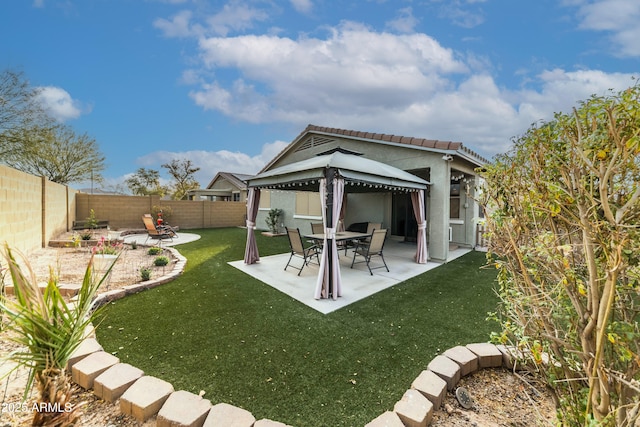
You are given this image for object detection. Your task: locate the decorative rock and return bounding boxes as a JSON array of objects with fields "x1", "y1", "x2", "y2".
[
  {"x1": 203, "y1": 403, "x2": 256, "y2": 427},
  {"x1": 412, "y1": 370, "x2": 447, "y2": 409},
  {"x1": 427, "y1": 355, "x2": 461, "y2": 391},
  {"x1": 444, "y1": 345, "x2": 478, "y2": 376},
  {"x1": 466, "y1": 343, "x2": 503, "y2": 368},
  {"x1": 120, "y1": 376, "x2": 174, "y2": 423},
  {"x1": 157, "y1": 390, "x2": 212, "y2": 427},
  {"x1": 58, "y1": 283, "x2": 81, "y2": 297},
  {"x1": 71, "y1": 351, "x2": 119, "y2": 389},
  {"x1": 67, "y1": 338, "x2": 103, "y2": 372},
  {"x1": 364, "y1": 411, "x2": 405, "y2": 427},
  {"x1": 93, "y1": 363, "x2": 144, "y2": 402},
  {"x1": 393, "y1": 389, "x2": 433, "y2": 427}
]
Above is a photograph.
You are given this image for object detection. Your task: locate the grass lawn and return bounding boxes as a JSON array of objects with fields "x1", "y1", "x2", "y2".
[{"x1": 96, "y1": 228, "x2": 499, "y2": 426}]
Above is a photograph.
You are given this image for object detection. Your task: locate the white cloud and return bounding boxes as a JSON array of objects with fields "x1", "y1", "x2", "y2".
[
  {"x1": 154, "y1": 10, "x2": 200, "y2": 38},
  {"x1": 385, "y1": 7, "x2": 419, "y2": 34},
  {"x1": 36, "y1": 86, "x2": 85, "y2": 121},
  {"x1": 134, "y1": 140, "x2": 289, "y2": 186},
  {"x1": 290, "y1": 0, "x2": 313, "y2": 14},
  {"x1": 573, "y1": 0, "x2": 640, "y2": 57},
  {"x1": 205, "y1": 0, "x2": 270, "y2": 36}
]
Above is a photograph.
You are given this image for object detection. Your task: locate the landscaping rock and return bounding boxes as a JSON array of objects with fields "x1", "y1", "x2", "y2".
[
  {"x1": 119, "y1": 376, "x2": 174, "y2": 423},
  {"x1": 71, "y1": 351, "x2": 119, "y2": 389},
  {"x1": 444, "y1": 345, "x2": 479, "y2": 376},
  {"x1": 157, "y1": 390, "x2": 212, "y2": 427},
  {"x1": 93, "y1": 363, "x2": 144, "y2": 402},
  {"x1": 364, "y1": 411, "x2": 405, "y2": 427},
  {"x1": 427, "y1": 355, "x2": 461, "y2": 391},
  {"x1": 203, "y1": 403, "x2": 256, "y2": 427},
  {"x1": 393, "y1": 388, "x2": 433, "y2": 427},
  {"x1": 411, "y1": 370, "x2": 447, "y2": 409},
  {"x1": 466, "y1": 343, "x2": 503, "y2": 368}
]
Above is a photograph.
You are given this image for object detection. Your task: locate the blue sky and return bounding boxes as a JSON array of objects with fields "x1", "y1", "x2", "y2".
[{"x1": 1, "y1": 0, "x2": 638, "y2": 190}]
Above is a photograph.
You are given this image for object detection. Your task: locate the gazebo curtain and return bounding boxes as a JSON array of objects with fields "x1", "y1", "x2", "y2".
[
  {"x1": 244, "y1": 187, "x2": 261, "y2": 264},
  {"x1": 411, "y1": 190, "x2": 428, "y2": 264},
  {"x1": 314, "y1": 178, "x2": 344, "y2": 300}
]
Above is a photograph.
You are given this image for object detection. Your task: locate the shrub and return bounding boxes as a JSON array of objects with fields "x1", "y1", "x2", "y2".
[
  {"x1": 139, "y1": 266, "x2": 152, "y2": 281},
  {"x1": 154, "y1": 256, "x2": 169, "y2": 266},
  {"x1": 147, "y1": 247, "x2": 162, "y2": 255}
]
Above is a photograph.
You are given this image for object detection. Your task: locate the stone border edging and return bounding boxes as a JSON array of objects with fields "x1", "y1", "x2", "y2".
[{"x1": 68, "y1": 248, "x2": 526, "y2": 426}]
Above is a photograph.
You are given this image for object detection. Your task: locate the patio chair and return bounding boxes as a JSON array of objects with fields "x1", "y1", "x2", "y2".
[
  {"x1": 350, "y1": 229, "x2": 389, "y2": 275},
  {"x1": 142, "y1": 214, "x2": 174, "y2": 245},
  {"x1": 285, "y1": 227, "x2": 320, "y2": 276}
]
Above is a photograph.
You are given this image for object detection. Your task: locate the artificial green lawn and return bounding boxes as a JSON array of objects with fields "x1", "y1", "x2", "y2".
[{"x1": 97, "y1": 228, "x2": 499, "y2": 426}]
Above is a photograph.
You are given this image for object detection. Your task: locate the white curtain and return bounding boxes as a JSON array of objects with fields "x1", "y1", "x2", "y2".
[
  {"x1": 411, "y1": 190, "x2": 428, "y2": 264},
  {"x1": 314, "y1": 178, "x2": 344, "y2": 300}
]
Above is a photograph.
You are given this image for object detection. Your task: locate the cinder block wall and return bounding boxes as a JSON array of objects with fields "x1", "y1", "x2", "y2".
[
  {"x1": 76, "y1": 194, "x2": 246, "y2": 230},
  {"x1": 0, "y1": 165, "x2": 76, "y2": 253}
]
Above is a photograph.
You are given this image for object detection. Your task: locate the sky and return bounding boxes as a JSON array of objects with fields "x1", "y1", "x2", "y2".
[{"x1": 1, "y1": 0, "x2": 638, "y2": 191}]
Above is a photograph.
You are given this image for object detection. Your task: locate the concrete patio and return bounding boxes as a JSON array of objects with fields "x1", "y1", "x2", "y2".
[{"x1": 229, "y1": 237, "x2": 472, "y2": 314}]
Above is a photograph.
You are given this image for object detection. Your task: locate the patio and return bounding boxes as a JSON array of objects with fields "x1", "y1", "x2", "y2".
[{"x1": 230, "y1": 237, "x2": 471, "y2": 314}]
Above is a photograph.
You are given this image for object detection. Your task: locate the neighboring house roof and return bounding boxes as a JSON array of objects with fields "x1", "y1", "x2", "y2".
[
  {"x1": 260, "y1": 124, "x2": 489, "y2": 173},
  {"x1": 205, "y1": 172, "x2": 252, "y2": 190}
]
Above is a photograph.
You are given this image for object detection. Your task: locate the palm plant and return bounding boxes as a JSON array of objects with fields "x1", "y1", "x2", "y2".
[{"x1": 0, "y1": 243, "x2": 114, "y2": 426}]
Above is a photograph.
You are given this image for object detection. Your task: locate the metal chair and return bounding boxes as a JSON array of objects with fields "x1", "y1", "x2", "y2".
[
  {"x1": 350, "y1": 229, "x2": 389, "y2": 275},
  {"x1": 142, "y1": 214, "x2": 174, "y2": 245},
  {"x1": 285, "y1": 227, "x2": 320, "y2": 276}
]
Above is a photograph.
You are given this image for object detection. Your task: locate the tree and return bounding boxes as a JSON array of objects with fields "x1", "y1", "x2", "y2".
[
  {"x1": 0, "y1": 68, "x2": 105, "y2": 185},
  {"x1": 481, "y1": 83, "x2": 640, "y2": 425},
  {"x1": 161, "y1": 158, "x2": 200, "y2": 200},
  {"x1": 125, "y1": 167, "x2": 168, "y2": 196},
  {"x1": 3, "y1": 123, "x2": 105, "y2": 185},
  {"x1": 0, "y1": 68, "x2": 47, "y2": 158}
]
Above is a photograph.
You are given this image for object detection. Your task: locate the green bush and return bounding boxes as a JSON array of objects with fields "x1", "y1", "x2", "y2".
[
  {"x1": 153, "y1": 256, "x2": 169, "y2": 266},
  {"x1": 147, "y1": 246, "x2": 162, "y2": 255},
  {"x1": 139, "y1": 266, "x2": 151, "y2": 281}
]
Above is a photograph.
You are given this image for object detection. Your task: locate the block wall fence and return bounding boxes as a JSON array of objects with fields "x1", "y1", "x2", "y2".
[{"x1": 0, "y1": 165, "x2": 246, "y2": 254}]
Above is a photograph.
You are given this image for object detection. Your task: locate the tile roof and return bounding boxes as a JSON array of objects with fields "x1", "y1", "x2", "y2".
[{"x1": 261, "y1": 124, "x2": 489, "y2": 173}]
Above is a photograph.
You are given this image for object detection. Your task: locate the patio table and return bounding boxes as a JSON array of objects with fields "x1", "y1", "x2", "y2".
[{"x1": 303, "y1": 231, "x2": 371, "y2": 242}]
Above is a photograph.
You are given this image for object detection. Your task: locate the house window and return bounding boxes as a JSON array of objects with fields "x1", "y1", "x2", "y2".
[
  {"x1": 259, "y1": 190, "x2": 271, "y2": 209},
  {"x1": 450, "y1": 182, "x2": 460, "y2": 219},
  {"x1": 233, "y1": 192, "x2": 240, "y2": 202},
  {"x1": 295, "y1": 192, "x2": 322, "y2": 217}
]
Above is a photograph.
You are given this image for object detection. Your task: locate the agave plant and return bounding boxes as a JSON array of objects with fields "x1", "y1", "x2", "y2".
[{"x1": 0, "y1": 243, "x2": 115, "y2": 426}]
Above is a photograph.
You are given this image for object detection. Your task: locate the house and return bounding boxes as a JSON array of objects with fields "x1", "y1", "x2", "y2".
[
  {"x1": 252, "y1": 125, "x2": 488, "y2": 263},
  {"x1": 185, "y1": 172, "x2": 252, "y2": 202}
]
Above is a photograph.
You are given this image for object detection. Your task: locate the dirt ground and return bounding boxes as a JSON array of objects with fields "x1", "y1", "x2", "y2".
[{"x1": 1, "y1": 235, "x2": 557, "y2": 426}]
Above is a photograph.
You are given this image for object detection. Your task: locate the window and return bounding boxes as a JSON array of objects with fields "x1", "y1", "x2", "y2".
[
  {"x1": 233, "y1": 192, "x2": 240, "y2": 202},
  {"x1": 259, "y1": 190, "x2": 271, "y2": 209},
  {"x1": 295, "y1": 191, "x2": 322, "y2": 217}
]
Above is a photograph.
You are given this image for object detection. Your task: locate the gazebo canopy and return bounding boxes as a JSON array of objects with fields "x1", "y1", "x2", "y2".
[{"x1": 248, "y1": 151, "x2": 430, "y2": 191}]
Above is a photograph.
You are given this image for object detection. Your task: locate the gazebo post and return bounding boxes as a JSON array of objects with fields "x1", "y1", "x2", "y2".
[{"x1": 325, "y1": 167, "x2": 336, "y2": 297}]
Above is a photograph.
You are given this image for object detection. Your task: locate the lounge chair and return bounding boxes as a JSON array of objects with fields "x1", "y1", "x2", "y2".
[
  {"x1": 351, "y1": 229, "x2": 389, "y2": 275},
  {"x1": 142, "y1": 214, "x2": 174, "y2": 245},
  {"x1": 284, "y1": 227, "x2": 320, "y2": 276}
]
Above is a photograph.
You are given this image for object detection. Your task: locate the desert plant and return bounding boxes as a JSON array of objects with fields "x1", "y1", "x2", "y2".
[
  {"x1": 0, "y1": 243, "x2": 114, "y2": 426},
  {"x1": 130, "y1": 241, "x2": 138, "y2": 250},
  {"x1": 86, "y1": 209, "x2": 99, "y2": 229},
  {"x1": 265, "y1": 208, "x2": 283, "y2": 234},
  {"x1": 481, "y1": 83, "x2": 640, "y2": 425},
  {"x1": 147, "y1": 246, "x2": 162, "y2": 255},
  {"x1": 139, "y1": 266, "x2": 152, "y2": 281},
  {"x1": 79, "y1": 229, "x2": 93, "y2": 240},
  {"x1": 153, "y1": 256, "x2": 169, "y2": 267}
]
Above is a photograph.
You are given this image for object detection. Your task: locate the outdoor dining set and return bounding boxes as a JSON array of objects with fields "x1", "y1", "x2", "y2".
[{"x1": 284, "y1": 221, "x2": 389, "y2": 276}]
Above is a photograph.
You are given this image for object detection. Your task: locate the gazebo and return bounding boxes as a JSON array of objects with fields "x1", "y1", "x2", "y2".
[{"x1": 243, "y1": 150, "x2": 430, "y2": 301}]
